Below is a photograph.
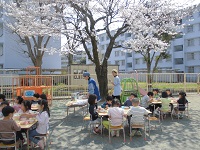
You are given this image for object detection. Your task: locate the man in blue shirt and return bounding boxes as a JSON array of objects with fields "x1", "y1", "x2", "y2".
[{"x1": 83, "y1": 72, "x2": 101, "y2": 101}]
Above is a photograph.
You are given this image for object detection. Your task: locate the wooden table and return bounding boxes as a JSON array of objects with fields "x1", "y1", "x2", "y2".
[
  {"x1": 14, "y1": 119, "x2": 37, "y2": 150},
  {"x1": 151, "y1": 98, "x2": 178, "y2": 116},
  {"x1": 98, "y1": 108, "x2": 151, "y2": 135},
  {"x1": 66, "y1": 99, "x2": 88, "y2": 117}
]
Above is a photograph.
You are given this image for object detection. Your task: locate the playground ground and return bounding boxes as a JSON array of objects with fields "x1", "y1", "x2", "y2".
[{"x1": 23, "y1": 93, "x2": 200, "y2": 150}]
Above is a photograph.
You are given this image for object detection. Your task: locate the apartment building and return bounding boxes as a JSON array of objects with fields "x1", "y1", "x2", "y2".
[
  {"x1": 61, "y1": 51, "x2": 86, "y2": 69},
  {"x1": 86, "y1": 9, "x2": 200, "y2": 73}
]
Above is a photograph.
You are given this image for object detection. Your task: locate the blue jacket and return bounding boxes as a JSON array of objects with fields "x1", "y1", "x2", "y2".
[
  {"x1": 88, "y1": 77, "x2": 101, "y2": 101},
  {"x1": 101, "y1": 102, "x2": 111, "y2": 108}
]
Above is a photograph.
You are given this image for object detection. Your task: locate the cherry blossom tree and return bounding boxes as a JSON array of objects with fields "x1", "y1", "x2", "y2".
[
  {"x1": 60, "y1": 0, "x2": 131, "y2": 100},
  {"x1": 121, "y1": 0, "x2": 196, "y2": 88},
  {"x1": 1, "y1": 0, "x2": 61, "y2": 71}
]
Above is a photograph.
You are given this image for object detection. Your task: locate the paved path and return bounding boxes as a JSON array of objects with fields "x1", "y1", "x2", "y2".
[{"x1": 47, "y1": 94, "x2": 200, "y2": 150}]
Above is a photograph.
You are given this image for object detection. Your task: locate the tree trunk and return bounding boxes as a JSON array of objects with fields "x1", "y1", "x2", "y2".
[
  {"x1": 95, "y1": 62, "x2": 108, "y2": 101},
  {"x1": 146, "y1": 53, "x2": 152, "y2": 91},
  {"x1": 68, "y1": 53, "x2": 73, "y2": 65}
]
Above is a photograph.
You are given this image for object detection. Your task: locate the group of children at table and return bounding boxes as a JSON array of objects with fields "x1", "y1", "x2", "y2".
[
  {"x1": 0, "y1": 93, "x2": 50, "y2": 149},
  {"x1": 88, "y1": 94, "x2": 149, "y2": 136},
  {"x1": 88, "y1": 88, "x2": 188, "y2": 136}
]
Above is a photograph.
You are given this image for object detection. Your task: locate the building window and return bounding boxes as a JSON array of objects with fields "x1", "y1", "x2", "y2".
[
  {"x1": 174, "y1": 58, "x2": 183, "y2": 64},
  {"x1": 100, "y1": 36, "x2": 104, "y2": 41},
  {"x1": 0, "y1": 44, "x2": 3, "y2": 56},
  {"x1": 187, "y1": 66, "x2": 194, "y2": 73},
  {"x1": 121, "y1": 33, "x2": 124, "y2": 37},
  {"x1": 187, "y1": 25, "x2": 193, "y2": 33},
  {"x1": 115, "y1": 42, "x2": 119, "y2": 46},
  {"x1": 0, "y1": 7, "x2": 3, "y2": 18},
  {"x1": 174, "y1": 45, "x2": 183, "y2": 51},
  {"x1": 135, "y1": 58, "x2": 140, "y2": 64},
  {"x1": 115, "y1": 61, "x2": 119, "y2": 65},
  {"x1": 121, "y1": 60, "x2": 125, "y2": 66},
  {"x1": 166, "y1": 57, "x2": 171, "y2": 62},
  {"x1": 121, "y1": 51, "x2": 125, "y2": 56},
  {"x1": 115, "y1": 51, "x2": 120, "y2": 57},
  {"x1": 187, "y1": 13, "x2": 193, "y2": 20},
  {"x1": 175, "y1": 32, "x2": 183, "y2": 39},
  {"x1": 142, "y1": 58, "x2": 146, "y2": 64},
  {"x1": 187, "y1": 53, "x2": 195, "y2": 60},
  {"x1": 126, "y1": 52, "x2": 132, "y2": 57},
  {"x1": 187, "y1": 39, "x2": 194, "y2": 46},
  {"x1": 125, "y1": 33, "x2": 131, "y2": 38},
  {"x1": 199, "y1": 38, "x2": 200, "y2": 45},
  {"x1": 99, "y1": 45, "x2": 104, "y2": 50},
  {"x1": 127, "y1": 63, "x2": 132, "y2": 68},
  {"x1": 0, "y1": 24, "x2": 3, "y2": 37},
  {"x1": 106, "y1": 35, "x2": 109, "y2": 40}
]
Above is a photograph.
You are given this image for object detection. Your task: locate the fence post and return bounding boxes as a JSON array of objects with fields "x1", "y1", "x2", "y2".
[
  {"x1": 0, "y1": 77, "x2": 3, "y2": 94},
  {"x1": 197, "y1": 73, "x2": 200, "y2": 94},
  {"x1": 51, "y1": 76, "x2": 53, "y2": 100}
]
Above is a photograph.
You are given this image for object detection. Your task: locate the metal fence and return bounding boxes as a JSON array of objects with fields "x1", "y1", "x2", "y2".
[{"x1": 0, "y1": 73, "x2": 200, "y2": 100}]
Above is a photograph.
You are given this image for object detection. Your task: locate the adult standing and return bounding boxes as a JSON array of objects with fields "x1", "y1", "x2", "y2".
[
  {"x1": 83, "y1": 72, "x2": 101, "y2": 101},
  {"x1": 109, "y1": 69, "x2": 122, "y2": 103}
]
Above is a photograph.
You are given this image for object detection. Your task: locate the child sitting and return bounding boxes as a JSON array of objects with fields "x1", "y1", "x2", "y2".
[
  {"x1": 88, "y1": 94, "x2": 101, "y2": 134},
  {"x1": 153, "y1": 88, "x2": 160, "y2": 99},
  {"x1": 140, "y1": 92, "x2": 154, "y2": 109},
  {"x1": 0, "y1": 101, "x2": 9, "y2": 118},
  {"x1": 166, "y1": 89, "x2": 173, "y2": 97},
  {"x1": 159, "y1": 92, "x2": 171, "y2": 118},
  {"x1": 21, "y1": 99, "x2": 50, "y2": 149},
  {"x1": 102, "y1": 99, "x2": 124, "y2": 137},
  {"x1": 32, "y1": 93, "x2": 40, "y2": 104},
  {"x1": 124, "y1": 93, "x2": 137, "y2": 107},
  {"x1": 174, "y1": 92, "x2": 188, "y2": 119},
  {"x1": 101, "y1": 96, "x2": 113, "y2": 109},
  {"x1": 127, "y1": 98, "x2": 149, "y2": 136},
  {"x1": 18, "y1": 100, "x2": 32, "y2": 114},
  {"x1": 0, "y1": 106, "x2": 21, "y2": 146},
  {"x1": 13, "y1": 96, "x2": 24, "y2": 112},
  {"x1": 0, "y1": 94, "x2": 6, "y2": 105}
]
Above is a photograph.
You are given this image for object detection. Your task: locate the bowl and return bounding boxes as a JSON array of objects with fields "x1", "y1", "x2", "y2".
[
  {"x1": 28, "y1": 119, "x2": 35, "y2": 124},
  {"x1": 20, "y1": 120, "x2": 28, "y2": 125},
  {"x1": 13, "y1": 116, "x2": 20, "y2": 120},
  {"x1": 99, "y1": 109, "x2": 106, "y2": 113},
  {"x1": 124, "y1": 106, "x2": 130, "y2": 109},
  {"x1": 20, "y1": 117, "x2": 27, "y2": 121}
]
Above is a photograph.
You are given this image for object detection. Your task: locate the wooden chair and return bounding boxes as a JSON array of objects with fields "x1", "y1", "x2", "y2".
[
  {"x1": 31, "y1": 132, "x2": 49, "y2": 149},
  {"x1": 108, "y1": 119, "x2": 125, "y2": 143},
  {"x1": 82, "y1": 114, "x2": 100, "y2": 136},
  {"x1": 129, "y1": 112, "x2": 147, "y2": 141},
  {"x1": 177, "y1": 102, "x2": 190, "y2": 120},
  {"x1": 146, "y1": 111, "x2": 162, "y2": 137},
  {"x1": 0, "y1": 132, "x2": 18, "y2": 150}
]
